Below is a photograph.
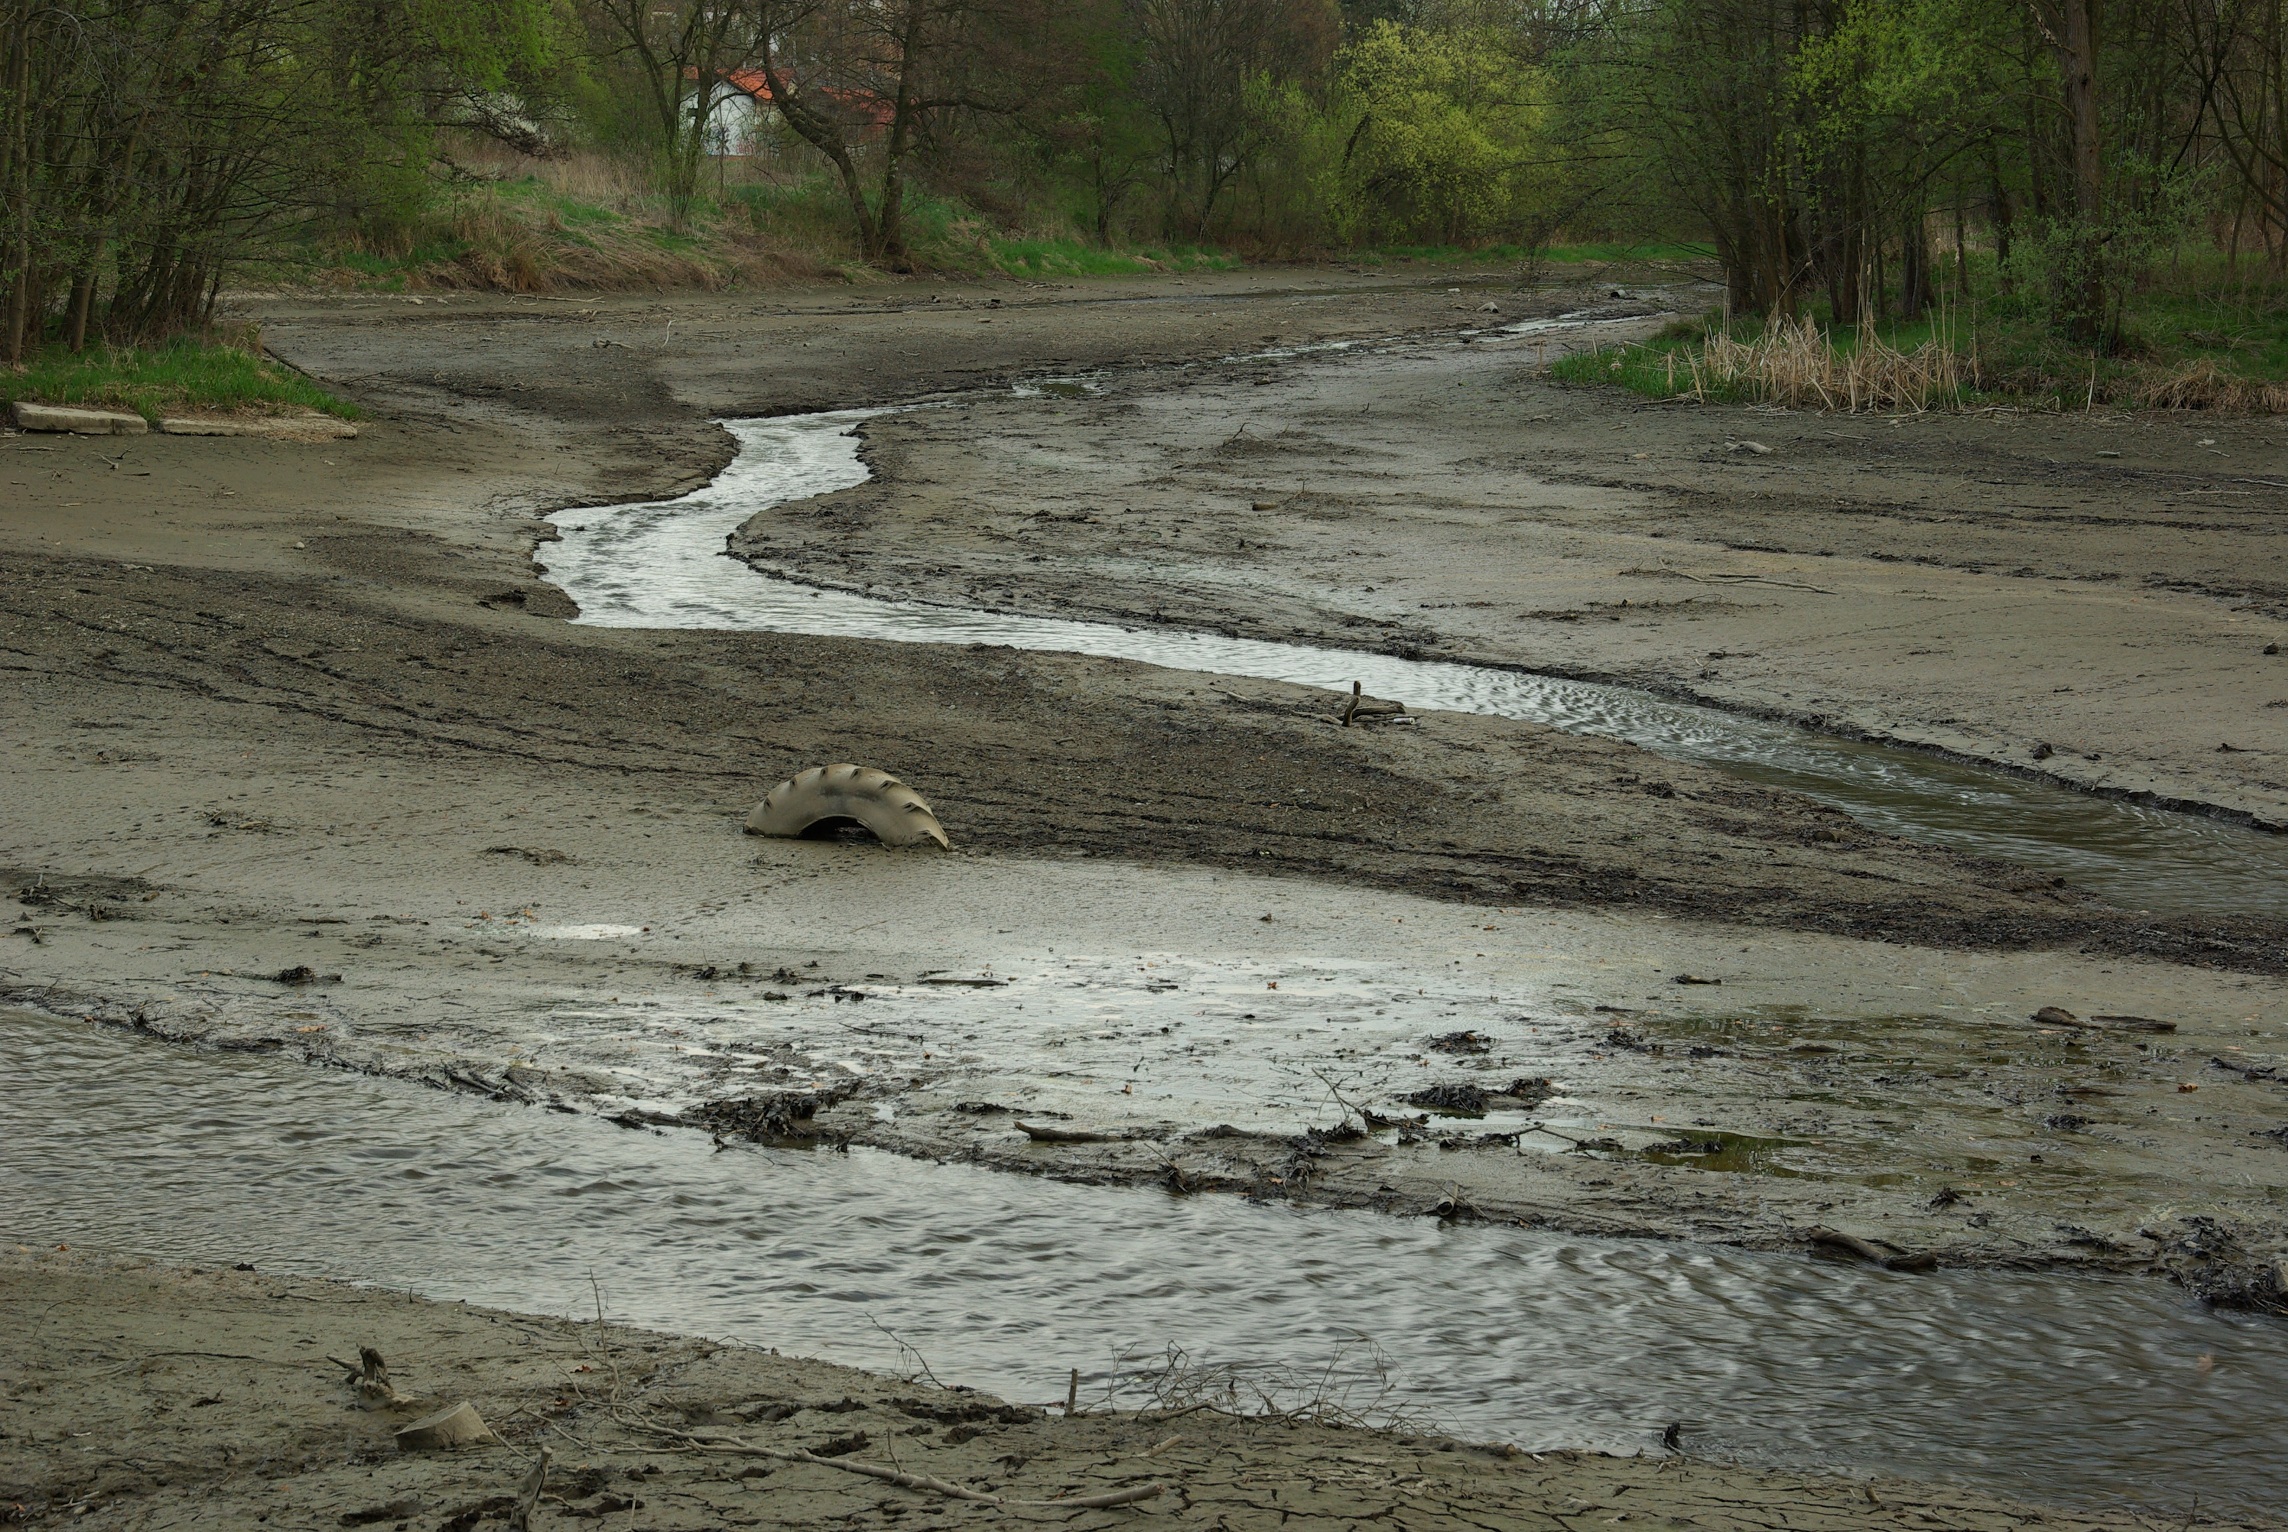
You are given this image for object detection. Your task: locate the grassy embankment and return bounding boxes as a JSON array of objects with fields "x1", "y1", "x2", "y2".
[
  {"x1": 4, "y1": 334, "x2": 358, "y2": 421},
  {"x1": 298, "y1": 149, "x2": 1714, "y2": 294},
  {"x1": 1552, "y1": 253, "x2": 2288, "y2": 412},
  {"x1": 302, "y1": 154, "x2": 1238, "y2": 293},
  {"x1": 1350, "y1": 239, "x2": 1713, "y2": 272}
]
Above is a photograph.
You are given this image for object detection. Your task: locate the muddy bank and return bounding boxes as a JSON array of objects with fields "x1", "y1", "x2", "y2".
[
  {"x1": 4, "y1": 269, "x2": 2286, "y2": 1318},
  {"x1": 7, "y1": 759, "x2": 2287, "y2": 1299},
  {"x1": 5, "y1": 1246, "x2": 2280, "y2": 1531},
  {"x1": 3, "y1": 548, "x2": 2278, "y2": 969},
  {"x1": 725, "y1": 339, "x2": 2288, "y2": 829}
]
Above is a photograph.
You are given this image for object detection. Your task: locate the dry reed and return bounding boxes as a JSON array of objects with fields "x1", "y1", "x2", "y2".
[
  {"x1": 2128, "y1": 357, "x2": 2288, "y2": 413},
  {"x1": 1674, "y1": 314, "x2": 1975, "y2": 413}
]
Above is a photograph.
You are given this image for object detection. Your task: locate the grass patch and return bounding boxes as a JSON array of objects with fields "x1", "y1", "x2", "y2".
[
  {"x1": 1554, "y1": 259, "x2": 2288, "y2": 413},
  {"x1": 976, "y1": 235, "x2": 1235, "y2": 277},
  {"x1": 1347, "y1": 240, "x2": 1715, "y2": 267},
  {"x1": 5, "y1": 336, "x2": 356, "y2": 421}
]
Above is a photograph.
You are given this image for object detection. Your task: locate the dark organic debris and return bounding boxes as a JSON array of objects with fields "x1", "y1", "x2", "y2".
[
  {"x1": 270, "y1": 965, "x2": 340, "y2": 985},
  {"x1": 892, "y1": 1397, "x2": 1039, "y2": 1427},
  {"x1": 805, "y1": 1432, "x2": 870, "y2": 1459},
  {"x1": 2033, "y1": 1006, "x2": 2176, "y2": 1034},
  {"x1": 2089, "y1": 1014, "x2": 2175, "y2": 1033},
  {"x1": 1426, "y1": 1029, "x2": 1492, "y2": 1055},
  {"x1": 2212, "y1": 1057, "x2": 2284, "y2": 1082},
  {"x1": 692, "y1": 1088, "x2": 851, "y2": 1143},
  {"x1": 2043, "y1": 1113, "x2": 2091, "y2": 1131},
  {"x1": 1404, "y1": 1082, "x2": 1490, "y2": 1116},
  {"x1": 439, "y1": 1497, "x2": 518, "y2": 1532},
  {"x1": 484, "y1": 845, "x2": 572, "y2": 865},
  {"x1": 2254, "y1": 1125, "x2": 2288, "y2": 1146},
  {"x1": 1928, "y1": 1186, "x2": 1967, "y2": 1209},
  {"x1": 1671, "y1": 973, "x2": 1721, "y2": 985},
  {"x1": 1495, "y1": 1076, "x2": 1555, "y2": 1107}
]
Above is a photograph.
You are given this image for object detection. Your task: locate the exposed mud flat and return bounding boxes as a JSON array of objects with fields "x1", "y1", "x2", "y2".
[
  {"x1": 4, "y1": 269, "x2": 2288, "y2": 1520},
  {"x1": 731, "y1": 338, "x2": 2288, "y2": 830}
]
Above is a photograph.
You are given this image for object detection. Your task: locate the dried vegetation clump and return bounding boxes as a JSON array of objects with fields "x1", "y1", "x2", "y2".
[
  {"x1": 1668, "y1": 315, "x2": 1976, "y2": 413},
  {"x1": 2127, "y1": 357, "x2": 2288, "y2": 413}
]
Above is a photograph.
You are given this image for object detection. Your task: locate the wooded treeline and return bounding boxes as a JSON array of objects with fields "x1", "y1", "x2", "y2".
[
  {"x1": 4, "y1": 0, "x2": 2285, "y2": 358},
  {"x1": 0, "y1": 0, "x2": 554, "y2": 358},
  {"x1": 1608, "y1": 0, "x2": 2288, "y2": 344}
]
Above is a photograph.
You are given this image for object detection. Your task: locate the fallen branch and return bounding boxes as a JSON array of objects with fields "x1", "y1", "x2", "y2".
[
  {"x1": 631, "y1": 1417, "x2": 1165, "y2": 1509},
  {"x1": 508, "y1": 1447, "x2": 549, "y2": 1532},
  {"x1": 1015, "y1": 1120, "x2": 1123, "y2": 1144}
]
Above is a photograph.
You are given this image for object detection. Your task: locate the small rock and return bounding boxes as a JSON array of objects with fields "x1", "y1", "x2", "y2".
[
  {"x1": 2032, "y1": 1005, "x2": 2078, "y2": 1026},
  {"x1": 2030, "y1": 742, "x2": 2054, "y2": 761}
]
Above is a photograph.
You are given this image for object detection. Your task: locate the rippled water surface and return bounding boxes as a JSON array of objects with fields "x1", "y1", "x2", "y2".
[
  {"x1": 5, "y1": 1012, "x2": 2284, "y2": 1515},
  {"x1": 544, "y1": 412, "x2": 2288, "y2": 918}
]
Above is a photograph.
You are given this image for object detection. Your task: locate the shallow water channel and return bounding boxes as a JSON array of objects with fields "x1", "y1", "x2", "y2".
[
  {"x1": 543, "y1": 409, "x2": 2288, "y2": 920},
  {"x1": 7, "y1": 1010, "x2": 2286, "y2": 1515}
]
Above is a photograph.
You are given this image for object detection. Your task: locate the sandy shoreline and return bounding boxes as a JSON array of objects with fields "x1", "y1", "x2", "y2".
[{"x1": 4, "y1": 1245, "x2": 2279, "y2": 1530}]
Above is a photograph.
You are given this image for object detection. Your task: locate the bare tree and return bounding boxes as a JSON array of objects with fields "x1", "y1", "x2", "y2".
[
  {"x1": 581, "y1": 0, "x2": 778, "y2": 229},
  {"x1": 751, "y1": 0, "x2": 1046, "y2": 266},
  {"x1": 1127, "y1": 0, "x2": 1337, "y2": 239}
]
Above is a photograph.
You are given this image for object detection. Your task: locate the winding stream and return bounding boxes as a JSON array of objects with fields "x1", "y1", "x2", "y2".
[
  {"x1": 543, "y1": 411, "x2": 2288, "y2": 919},
  {"x1": 7, "y1": 1009, "x2": 2286, "y2": 1516}
]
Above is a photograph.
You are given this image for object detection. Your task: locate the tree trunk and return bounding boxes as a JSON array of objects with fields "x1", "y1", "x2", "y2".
[
  {"x1": 2045, "y1": 0, "x2": 2105, "y2": 338},
  {"x1": 1900, "y1": 211, "x2": 1930, "y2": 321}
]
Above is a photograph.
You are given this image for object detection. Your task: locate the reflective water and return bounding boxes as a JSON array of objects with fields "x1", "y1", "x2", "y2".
[
  {"x1": 544, "y1": 413, "x2": 2288, "y2": 918},
  {"x1": 5, "y1": 1010, "x2": 2283, "y2": 1516}
]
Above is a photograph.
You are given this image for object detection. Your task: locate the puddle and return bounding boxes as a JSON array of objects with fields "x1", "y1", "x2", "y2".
[
  {"x1": 543, "y1": 414, "x2": 2288, "y2": 919},
  {"x1": 6, "y1": 1008, "x2": 2285, "y2": 1516}
]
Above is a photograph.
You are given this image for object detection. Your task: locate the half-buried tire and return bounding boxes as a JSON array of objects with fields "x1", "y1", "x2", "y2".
[{"x1": 744, "y1": 764, "x2": 951, "y2": 850}]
